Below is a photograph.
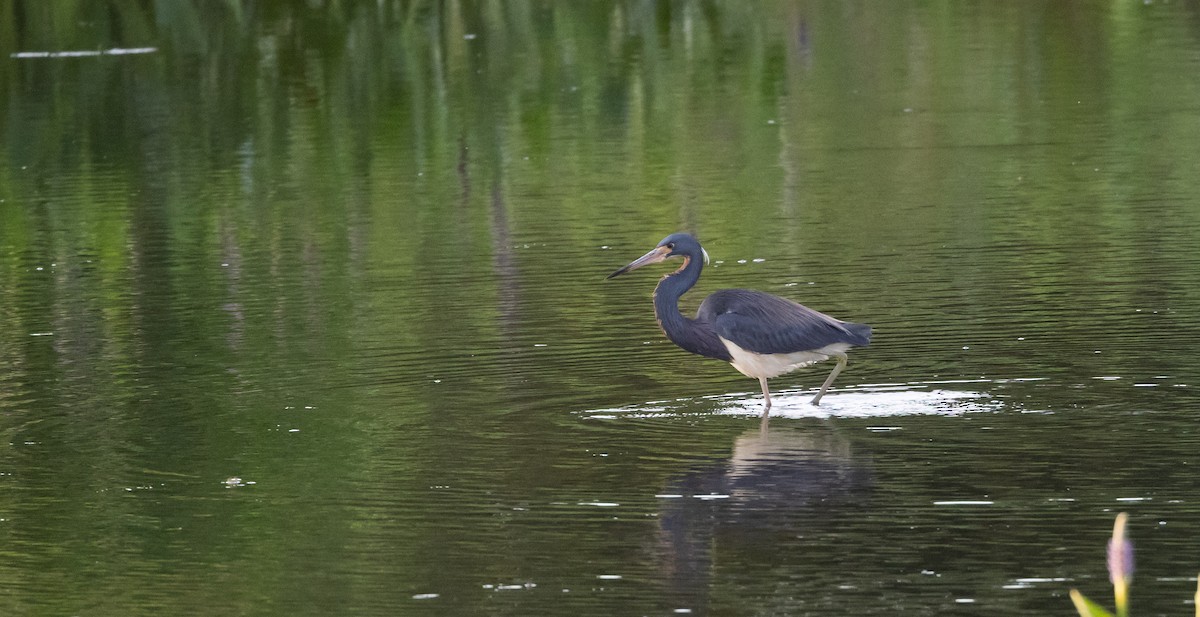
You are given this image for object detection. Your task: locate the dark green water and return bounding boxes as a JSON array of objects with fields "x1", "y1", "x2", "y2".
[{"x1": 3, "y1": 2, "x2": 1200, "y2": 615}]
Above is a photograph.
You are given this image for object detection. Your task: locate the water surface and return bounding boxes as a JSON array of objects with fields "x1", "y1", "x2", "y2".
[{"x1": 3, "y1": 2, "x2": 1200, "y2": 615}]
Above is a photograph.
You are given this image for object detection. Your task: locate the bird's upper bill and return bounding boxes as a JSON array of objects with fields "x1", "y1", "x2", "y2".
[{"x1": 606, "y1": 245, "x2": 671, "y2": 279}]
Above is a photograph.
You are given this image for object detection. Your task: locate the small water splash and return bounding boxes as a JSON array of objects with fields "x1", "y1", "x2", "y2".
[
  {"x1": 583, "y1": 384, "x2": 1003, "y2": 420},
  {"x1": 721, "y1": 388, "x2": 1000, "y2": 419}
]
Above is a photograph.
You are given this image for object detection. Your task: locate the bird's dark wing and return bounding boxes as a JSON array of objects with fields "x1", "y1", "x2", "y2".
[{"x1": 698, "y1": 289, "x2": 871, "y2": 355}]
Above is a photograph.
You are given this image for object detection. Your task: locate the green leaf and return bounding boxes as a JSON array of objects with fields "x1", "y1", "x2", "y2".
[{"x1": 1070, "y1": 590, "x2": 1115, "y2": 617}]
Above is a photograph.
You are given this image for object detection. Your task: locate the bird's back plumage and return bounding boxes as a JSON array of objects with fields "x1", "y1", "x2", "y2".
[{"x1": 698, "y1": 289, "x2": 871, "y2": 355}]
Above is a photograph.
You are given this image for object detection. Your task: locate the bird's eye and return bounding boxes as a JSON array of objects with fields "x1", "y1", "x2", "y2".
[{"x1": 666, "y1": 243, "x2": 675, "y2": 250}]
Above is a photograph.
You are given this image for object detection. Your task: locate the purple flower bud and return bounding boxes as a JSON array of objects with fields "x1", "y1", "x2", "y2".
[
  {"x1": 1107, "y1": 537, "x2": 1134, "y2": 584},
  {"x1": 1107, "y1": 513, "x2": 1134, "y2": 585}
]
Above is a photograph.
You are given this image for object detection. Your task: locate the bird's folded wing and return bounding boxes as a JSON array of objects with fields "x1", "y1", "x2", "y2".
[{"x1": 704, "y1": 290, "x2": 867, "y2": 355}]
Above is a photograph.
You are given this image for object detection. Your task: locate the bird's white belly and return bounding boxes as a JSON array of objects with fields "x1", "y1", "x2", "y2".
[{"x1": 720, "y1": 338, "x2": 850, "y2": 379}]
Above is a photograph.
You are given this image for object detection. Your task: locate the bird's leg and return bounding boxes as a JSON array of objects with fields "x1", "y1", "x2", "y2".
[
  {"x1": 811, "y1": 353, "x2": 848, "y2": 406},
  {"x1": 758, "y1": 377, "x2": 772, "y2": 417}
]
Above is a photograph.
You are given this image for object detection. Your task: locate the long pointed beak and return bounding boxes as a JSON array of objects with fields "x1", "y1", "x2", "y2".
[{"x1": 606, "y1": 245, "x2": 671, "y2": 279}]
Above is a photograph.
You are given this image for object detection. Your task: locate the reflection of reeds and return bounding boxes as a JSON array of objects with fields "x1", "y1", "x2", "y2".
[{"x1": 1069, "y1": 513, "x2": 1200, "y2": 617}]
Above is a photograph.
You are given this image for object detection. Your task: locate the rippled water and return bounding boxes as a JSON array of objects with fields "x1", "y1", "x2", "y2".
[{"x1": 3, "y1": 2, "x2": 1200, "y2": 615}]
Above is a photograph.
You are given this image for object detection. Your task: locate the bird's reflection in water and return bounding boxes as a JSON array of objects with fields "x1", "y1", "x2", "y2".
[{"x1": 654, "y1": 421, "x2": 872, "y2": 610}]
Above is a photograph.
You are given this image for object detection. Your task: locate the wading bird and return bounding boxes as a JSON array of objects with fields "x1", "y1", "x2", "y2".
[{"x1": 607, "y1": 233, "x2": 871, "y2": 413}]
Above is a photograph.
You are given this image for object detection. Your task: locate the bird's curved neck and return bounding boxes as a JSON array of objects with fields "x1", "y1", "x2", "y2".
[{"x1": 653, "y1": 256, "x2": 703, "y2": 336}]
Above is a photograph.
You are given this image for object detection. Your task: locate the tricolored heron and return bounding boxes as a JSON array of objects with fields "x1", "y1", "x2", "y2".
[{"x1": 607, "y1": 233, "x2": 871, "y2": 412}]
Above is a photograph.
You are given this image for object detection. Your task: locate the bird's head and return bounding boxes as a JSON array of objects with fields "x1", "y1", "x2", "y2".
[{"x1": 606, "y1": 233, "x2": 710, "y2": 279}]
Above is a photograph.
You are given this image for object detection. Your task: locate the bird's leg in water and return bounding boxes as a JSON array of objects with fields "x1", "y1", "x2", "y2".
[
  {"x1": 759, "y1": 377, "x2": 772, "y2": 417},
  {"x1": 811, "y1": 353, "x2": 848, "y2": 405}
]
